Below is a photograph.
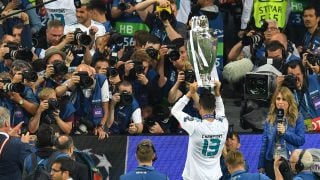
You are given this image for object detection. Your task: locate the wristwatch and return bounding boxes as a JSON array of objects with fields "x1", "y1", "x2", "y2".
[{"x1": 19, "y1": 99, "x2": 24, "y2": 105}]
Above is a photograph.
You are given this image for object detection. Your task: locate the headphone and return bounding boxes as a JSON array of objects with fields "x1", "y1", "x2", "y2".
[
  {"x1": 295, "y1": 150, "x2": 306, "y2": 173},
  {"x1": 136, "y1": 141, "x2": 158, "y2": 162}
]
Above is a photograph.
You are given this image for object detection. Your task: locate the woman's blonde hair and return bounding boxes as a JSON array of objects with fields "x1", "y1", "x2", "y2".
[{"x1": 267, "y1": 86, "x2": 298, "y2": 126}]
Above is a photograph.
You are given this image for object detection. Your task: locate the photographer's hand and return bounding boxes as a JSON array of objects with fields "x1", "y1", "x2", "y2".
[
  {"x1": 137, "y1": 73, "x2": 149, "y2": 85},
  {"x1": 128, "y1": 123, "x2": 138, "y2": 134},
  {"x1": 63, "y1": 32, "x2": 75, "y2": 44},
  {"x1": 38, "y1": 100, "x2": 49, "y2": 113},
  {"x1": 45, "y1": 65, "x2": 55, "y2": 78},
  {"x1": 274, "y1": 157, "x2": 285, "y2": 180},
  {"x1": 89, "y1": 26, "x2": 98, "y2": 37},
  {"x1": 21, "y1": 131, "x2": 30, "y2": 143},
  {"x1": 149, "y1": 122, "x2": 164, "y2": 134},
  {"x1": 94, "y1": 127, "x2": 108, "y2": 140},
  {"x1": 124, "y1": 60, "x2": 134, "y2": 76},
  {"x1": 157, "y1": 0, "x2": 170, "y2": 7},
  {"x1": 111, "y1": 93, "x2": 120, "y2": 106},
  {"x1": 20, "y1": 12, "x2": 29, "y2": 25}
]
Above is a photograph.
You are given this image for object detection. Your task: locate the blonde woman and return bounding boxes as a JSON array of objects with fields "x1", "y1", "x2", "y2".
[{"x1": 258, "y1": 86, "x2": 305, "y2": 179}]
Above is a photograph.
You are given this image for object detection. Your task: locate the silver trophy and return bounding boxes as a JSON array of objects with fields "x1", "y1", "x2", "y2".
[{"x1": 187, "y1": 15, "x2": 218, "y2": 90}]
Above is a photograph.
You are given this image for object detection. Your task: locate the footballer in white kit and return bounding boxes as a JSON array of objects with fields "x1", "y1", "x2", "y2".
[
  {"x1": 44, "y1": 0, "x2": 77, "y2": 25},
  {"x1": 171, "y1": 81, "x2": 228, "y2": 180}
]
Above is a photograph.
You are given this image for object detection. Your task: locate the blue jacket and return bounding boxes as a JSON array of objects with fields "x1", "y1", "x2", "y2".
[
  {"x1": 120, "y1": 165, "x2": 168, "y2": 180},
  {"x1": 294, "y1": 74, "x2": 320, "y2": 119},
  {"x1": 0, "y1": 133, "x2": 32, "y2": 180},
  {"x1": 294, "y1": 171, "x2": 318, "y2": 180},
  {"x1": 230, "y1": 170, "x2": 270, "y2": 180},
  {"x1": 258, "y1": 114, "x2": 305, "y2": 169}
]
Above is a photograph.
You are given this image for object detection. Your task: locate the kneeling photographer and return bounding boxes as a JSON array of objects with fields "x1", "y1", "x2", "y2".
[
  {"x1": 28, "y1": 88, "x2": 74, "y2": 135},
  {"x1": 108, "y1": 80, "x2": 143, "y2": 135},
  {"x1": 56, "y1": 64, "x2": 109, "y2": 139},
  {"x1": 0, "y1": 60, "x2": 39, "y2": 132}
]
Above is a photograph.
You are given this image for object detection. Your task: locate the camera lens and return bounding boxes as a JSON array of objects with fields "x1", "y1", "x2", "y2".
[
  {"x1": 169, "y1": 50, "x2": 180, "y2": 61},
  {"x1": 53, "y1": 61, "x2": 68, "y2": 76}
]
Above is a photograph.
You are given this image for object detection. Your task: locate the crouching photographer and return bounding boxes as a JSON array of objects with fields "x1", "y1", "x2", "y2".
[
  {"x1": 274, "y1": 149, "x2": 317, "y2": 180},
  {"x1": 28, "y1": 88, "x2": 74, "y2": 135},
  {"x1": 56, "y1": 64, "x2": 109, "y2": 139},
  {"x1": 108, "y1": 80, "x2": 143, "y2": 135},
  {"x1": 279, "y1": 59, "x2": 320, "y2": 132},
  {"x1": 143, "y1": 104, "x2": 171, "y2": 134}
]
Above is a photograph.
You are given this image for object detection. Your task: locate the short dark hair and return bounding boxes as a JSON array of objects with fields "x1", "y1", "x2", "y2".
[
  {"x1": 199, "y1": 91, "x2": 216, "y2": 112},
  {"x1": 36, "y1": 124, "x2": 55, "y2": 148},
  {"x1": 133, "y1": 30, "x2": 150, "y2": 47},
  {"x1": 227, "y1": 131, "x2": 240, "y2": 143},
  {"x1": 266, "y1": 40, "x2": 285, "y2": 55},
  {"x1": 87, "y1": 0, "x2": 107, "y2": 13},
  {"x1": 47, "y1": 20, "x2": 64, "y2": 29},
  {"x1": 284, "y1": 60, "x2": 308, "y2": 91},
  {"x1": 52, "y1": 157, "x2": 75, "y2": 178},
  {"x1": 13, "y1": 23, "x2": 24, "y2": 30},
  {"x1": 304, "y1": 5, "x2": 319, "y2": 17}
]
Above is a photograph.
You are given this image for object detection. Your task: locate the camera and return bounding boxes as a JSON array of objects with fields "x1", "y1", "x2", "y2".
[
  {"x1": 107, "y1": 66, "x2": 119, "y2": 77},
  {"x1": 75, "y1": 71, "x2": 94, "y2": 88},
  {"x1": 244, "y1": 72, "x2": 276, "y2": 100},
  {"x1": 4, "y1": 42, "x2": 33, "y2": 61},
  {"x1": 146, "y1": 47, "x2": 159, "y2": 60},
  {"x1": 120, "y1": 91, "x2": 133, "y2": 106},
  {"x1": 62, "y1": 44, "x2": 85, "y2": 55},
  {"x1": 118, "y1": 0, "x2": 142, "y2": 11},
  {"x1": 134, "y1": 61, "x2": 144, "y2": 74},
  {"x1": 242, "y1": 33, "x2": 263, "y2": 46},
  {"x1": 184, "y1": 69, "x2": 196, "y2": 83},
  {"x1": 168, "y1": 49, "x2": 180, "y2": 61},
  {"x1": 155, "y1": 4, "x2": 172, "y2": 21},
  {"x1": 74, "y1": 28, "x2": 92, "y2": 46},
  {"x1": 109, "y1": 52, "x2": 118, "y2": 67},
  {"x1": 144, "y1": 117, "x2": 156, "y2": 128},
  {"x1": 0, "y1": 79, "x2": 25, "y2": 93},
  {"x1": 53, "y1": 61, "x2": 68, "y2": 76},
  {"x1": 48, "y1": 98, "x2": 60, "y2": 110},
  {"x1": 306, "y1": 53, "x2": 320, "y2": 66},
  {"x1": 108, "y1": 32, "x2": 124, "y2": 53},
  {"x1": 282, "y1": 74, "x2": 297, "y2": 91},
  {"x1": 22, "y1": 70, "x2": 38, "y2": 82}
]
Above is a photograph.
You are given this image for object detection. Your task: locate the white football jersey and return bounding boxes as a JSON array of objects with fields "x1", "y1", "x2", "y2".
[
  {"x1": 64, "y1": 20, "x2": 106, "y2": 39},
  {"x1": 44, "y1": 0, "x2": 77, "y2": 25},
  {"x1": 171, "y1": 96, "x2": 228, "y2": 180}
]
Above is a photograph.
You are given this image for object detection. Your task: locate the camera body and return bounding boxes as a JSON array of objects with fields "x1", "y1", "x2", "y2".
[
  {"x1": 146, "y1": 47, "x2": 159, "y2": 60},
  {"x1": 0, "y1": 79, "x2": 25, "y2": 93},
  {"x1": 306, "y1": 53, "x2": 320, "y2": 66},
  {"x1": 5, "y1": 43, "x2": 33, "y2": 61},
  {"x1": 282, "y1": 74, "x2": 297, "y2": 91},
  {"x1": 244, "y1": 72, "x2": 277, "y2": 100},
  {"x1": 134, "y1": 61, "x2": 144, "y2": 74},
  {"x1": 22, "y1": 70, "x2": 38, "y2": 82},
  {"x1": 108, "y1": 32, "x2": 124, "y2": 53},
  {"x1": 74, "y1": 28, "x2": 92, "y2": 46},
  {"x1": 75, "y1": 71, "x2": 94, "y2": 88},
  {"x1": 167, "y1": 48, "x2": 180, "y2": 61},
  {"x1": 107, "y1": 66, "x2": 119, "y2": 77},
  {"x1": 155, "y1": 4, "x2": 172, "y2": 21},
  {"x1": 242, "y1": 32, "x2": 263, "y2": 46},
  {"x1": 53, "y1": 61, "x2": 68, "y2": 76},
  {"x1": 48, "y1": 98, "x2": 60, "y2": 110},
  {"x1": 120, "y1": 91, "x2": 133, "y2": 106},
  {"x1": 184, "y1": 69, "x2": 196, "y2": 83}
]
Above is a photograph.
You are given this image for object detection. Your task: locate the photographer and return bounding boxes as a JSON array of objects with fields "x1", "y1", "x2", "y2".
[
  {"x1": 282, "y1": 60, "x2": 320, "y2": 131},
  {"x1": 35, "y1": 48, "x2": 69, "y2": 92},
  {"x1": 274, "y1": 149, "x2": 317, "y2": 180},
  {"x1": 258, "y1": 86, "x2": 305, "y2": 179},
  {"x1": 123, "y1": 49, "x2": 162, "y2": 108},
  {"x1": 56, "y1": 64, "x2": 109, "y2": 139},
  {"x1": 111, "y1": 0, "x2": 149, "y2": 47},
  {"x1": 299, "y1": 5, "x2": 320, "y2": 54},
  {"x1": 108, "y1": 80, "x2": 143, "y2": 135},
  {"x1": 0, "y1": 64, "x2": 38, "y2": 132},
  {"x1": 134, "y1": 0, "x2": 187, "y2": 43},
  {"x1": 28, "y1": 88, "x2": 74, "y2": 135},
  {"x1": 228, "y1": 20, "x2": 280, "y2": 62}
]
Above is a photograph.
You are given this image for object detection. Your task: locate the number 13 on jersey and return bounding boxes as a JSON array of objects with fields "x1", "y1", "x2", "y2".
[{"x1": 202, "y1": 138, "x2": 221, "y2": 157}]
